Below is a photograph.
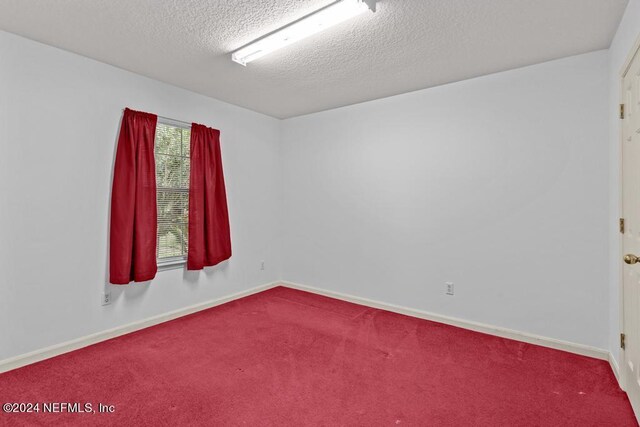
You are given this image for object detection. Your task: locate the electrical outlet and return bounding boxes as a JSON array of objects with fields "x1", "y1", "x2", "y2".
[
  {"x1": 445, "y1": 282, "x2": 454, "y2": 296},
  {"x1": 260, "y1": 260, "x2": 265, "y2": 271},
  {"x1": 102, "y1": 290, "x2": 112, "y2": 306}
]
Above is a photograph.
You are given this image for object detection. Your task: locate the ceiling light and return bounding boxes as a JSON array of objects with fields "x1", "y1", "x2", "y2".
[{"x1": 231, "y1": 0, "x2": 376, "y2": 66}]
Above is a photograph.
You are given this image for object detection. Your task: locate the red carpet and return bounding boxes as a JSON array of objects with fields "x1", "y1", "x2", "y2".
[{"x1": 0, "y1": 286, "x2": 636, "y2": 426}]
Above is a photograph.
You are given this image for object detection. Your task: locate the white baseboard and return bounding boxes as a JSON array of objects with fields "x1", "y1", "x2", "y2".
[
  {"x1": 1, "y1": 279, "x2": 620, "y2": 389},
  {"x1": 0, "y1": 281, "x2": 279, "y2": 374},
  {"x1": 280, "y1": 281, "x2": 610, "y2": 361},
  {"x1": 610, "y1": 352, "x2": 624, "y2": 390}
]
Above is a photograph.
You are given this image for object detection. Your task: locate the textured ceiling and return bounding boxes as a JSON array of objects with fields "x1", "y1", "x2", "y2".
[{"x1": 0, "y1": 0, "x2": 629, "y2": 118}]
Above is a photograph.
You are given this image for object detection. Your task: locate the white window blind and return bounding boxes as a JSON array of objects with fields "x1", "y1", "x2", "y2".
[{"x1": 155, "y1": 121, "x2": 191, "y2": 265}]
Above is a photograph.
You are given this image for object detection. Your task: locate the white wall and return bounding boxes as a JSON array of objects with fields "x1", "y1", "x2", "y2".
[
  {"x1": 281, "y1": 51, "x2": 610, "y2": 349},
  {"x1": 0, "y1": 30, "x2": 282, "y2": 361},
  {"x1": 608, "y1": 0, "x2": 640, "y2": 368},
  {"x1": 0, "y1": 27, "x2": 617, "y2": 362}
]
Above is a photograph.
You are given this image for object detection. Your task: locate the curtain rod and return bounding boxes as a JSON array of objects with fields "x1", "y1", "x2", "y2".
[
  {"x1": 123, "y1": 109, "x2": 192, "y2": 127},
  {"x1": 157, "y1": 115, "x2": 192, "y2": 127}
]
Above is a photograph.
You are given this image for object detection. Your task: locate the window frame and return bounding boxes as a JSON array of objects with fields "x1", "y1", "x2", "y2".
[{"x1": 155, "y1": 117, "x2": 191, "y2": 271}]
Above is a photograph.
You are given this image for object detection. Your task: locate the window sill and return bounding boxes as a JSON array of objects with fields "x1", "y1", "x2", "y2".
[{"x1": 157, "y1": 258, "x2": 186, "y2": 271}]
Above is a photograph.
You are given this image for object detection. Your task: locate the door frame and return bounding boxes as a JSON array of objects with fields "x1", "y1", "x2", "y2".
[{"x1": 618, "y1": 32, "x2": 640, "y2": 393}]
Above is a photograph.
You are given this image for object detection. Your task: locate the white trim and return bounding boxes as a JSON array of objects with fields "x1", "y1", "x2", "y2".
[
  {"x1": 0, "y1": 280, "x2": 616, "y2": 378},
  {"x1": 279, "y1": 281, "x2": 609, "y2": 360},
  {"x1": 157, "y1": 257, "x2": 187, "y2": 271},
  {"x1": 610, "y1": 351, "x2": 624, "y2": 390},
  {"x1": 157, "y1": 115, "x2": 191, "y2": 129},
  {"x1": 616, "y1": 30, "x2": 640, "y2": 393},
  {"x1": 620, "y1": 31, "x2": 640, "y2": 77},
  {"x1": 0, "y1": 282, "x2": 279, "y2": 374}
]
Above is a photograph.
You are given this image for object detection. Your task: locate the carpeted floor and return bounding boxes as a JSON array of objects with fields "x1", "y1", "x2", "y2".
[{"x1": 0, "y1": 286, "x2": 636, "y2": 426}]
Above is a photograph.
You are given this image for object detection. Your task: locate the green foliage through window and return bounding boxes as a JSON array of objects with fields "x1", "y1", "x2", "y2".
[{"x1": 155, "y1": 122, "x2": 190, "y2": 261}]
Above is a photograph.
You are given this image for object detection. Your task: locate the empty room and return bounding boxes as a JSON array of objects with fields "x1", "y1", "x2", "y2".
[{"x1": 1, "y1": 0, "x2": 640, "y2": 425}]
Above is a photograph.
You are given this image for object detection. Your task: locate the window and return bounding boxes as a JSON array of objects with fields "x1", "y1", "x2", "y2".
[{"x1": 155, "y1": 120, "x2": 191, "y2": 266}]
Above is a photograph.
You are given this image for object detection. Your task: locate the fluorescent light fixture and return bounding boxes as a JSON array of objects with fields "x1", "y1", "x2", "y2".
[{"x1": 231, "y1": 0, "x2": 376, "y2": 66}]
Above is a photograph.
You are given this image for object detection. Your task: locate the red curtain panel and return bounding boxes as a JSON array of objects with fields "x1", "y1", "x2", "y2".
[
  {"x1": 109, "y1": 108, "x2": 158, "y2": 284},
  {"x1": 188, "y1": 123, "x2": 232, "y2": 270}
]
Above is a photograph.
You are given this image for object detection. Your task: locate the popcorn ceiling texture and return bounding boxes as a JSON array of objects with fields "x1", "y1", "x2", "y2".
[{"x1": 0, "y1": 0, "x2": 629, "y2": 118}]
